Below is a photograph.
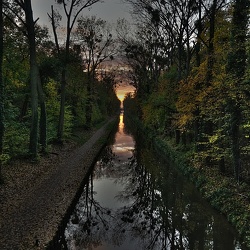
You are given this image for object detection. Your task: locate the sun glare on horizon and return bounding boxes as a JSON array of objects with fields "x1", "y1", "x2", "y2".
[{"x1": 116, "y1": 85, "x2": 135, "y2": 103}]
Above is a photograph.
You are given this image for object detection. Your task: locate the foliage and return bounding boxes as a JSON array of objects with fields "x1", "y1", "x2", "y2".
[
  {"x1": 123, "y1": 92, "x2": 138, "y2": 118},
  {"x1": 137, "y1": 119, "x2": 250, "y2": 248},
  {"x1": 124, "y1": 0, "x2": 250, "y2": 186},
  {"x1": 1, "y1": 0, "x2": 120, "y2": 162},
  {"x1": 139, "y1": 67, "x2": 178, "y2": 136},
  {"x1": 74, "y1": 15, "x2": 117, "y2": 128},
  {"x1": 96, "y1": 73, "x2": 121, "y2": 117},
  {"x1": 45, "y1": 78, "x2": 74, "y2": 141},
  {"x1": 4, "y1": 103, "x2": 29, "y2": 158}
]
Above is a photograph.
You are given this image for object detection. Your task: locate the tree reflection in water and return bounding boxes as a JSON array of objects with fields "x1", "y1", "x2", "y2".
[{"x1": 65, "y1": 114, "x2": 245, "y2": 250}]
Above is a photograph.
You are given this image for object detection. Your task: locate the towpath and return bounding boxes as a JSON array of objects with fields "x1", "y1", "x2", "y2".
[{"x1": 0, "y1": 118, "x2": 116, "y2": 249}]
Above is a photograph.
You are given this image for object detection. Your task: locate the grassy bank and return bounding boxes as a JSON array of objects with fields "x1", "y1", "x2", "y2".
[{"x1": 128, "y1": 115, "x2": 250, "y2": 248}]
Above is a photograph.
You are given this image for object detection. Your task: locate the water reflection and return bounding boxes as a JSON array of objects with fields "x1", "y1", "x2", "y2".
[{"x1": 65, "y1": 114, "x2": 245, "y2": 250}]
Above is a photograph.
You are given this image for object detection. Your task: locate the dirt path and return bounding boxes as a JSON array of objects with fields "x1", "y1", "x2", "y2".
[{"x1": 0, "y1": 118, "x2": 116, "y2": 250}]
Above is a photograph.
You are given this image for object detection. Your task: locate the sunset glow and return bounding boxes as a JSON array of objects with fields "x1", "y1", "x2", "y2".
[
  {"x1": 97, "y1": 59, "x2": 135, "y2": 103},
  {"x1": 116, "y1": 85, "x2": 135, "y2": 102}
]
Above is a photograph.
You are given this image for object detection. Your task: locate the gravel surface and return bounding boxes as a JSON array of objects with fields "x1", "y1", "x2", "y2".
[{"x1": 0, "y1": 118, "x2": 116, "y2": 250}]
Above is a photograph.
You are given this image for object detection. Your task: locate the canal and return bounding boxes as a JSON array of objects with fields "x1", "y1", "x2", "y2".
[{"x1": 64, "y1": 113, "x2": 246, "y2": 249}]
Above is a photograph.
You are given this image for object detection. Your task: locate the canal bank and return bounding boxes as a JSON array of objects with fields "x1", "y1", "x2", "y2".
[
  {"x1": 126, "y1": 115, "x2": 250, "y2": 248},
  {"x1": 62, "y1": 113, "x2": 246, "y2": 249},
  {"x1": 0, "y1": 117, "x2": 118, "y2": 250}
]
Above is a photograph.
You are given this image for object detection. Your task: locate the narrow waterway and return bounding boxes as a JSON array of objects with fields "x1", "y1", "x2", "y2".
[{"x1": 64, "y1": 113, "x2": 246, "y2": 250}]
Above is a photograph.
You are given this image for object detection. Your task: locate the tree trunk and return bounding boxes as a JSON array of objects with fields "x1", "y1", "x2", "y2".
[
  {"x1": 48, "y1": 6, "x2": 66, "y2": 142},
  {"x1": 226, "y1": 0, "x2": 249, "y2": 182},
  {"x1": 195, "y1": 0, "x2": 202, "y2": 68},
  {"x1": 229, "y1": 100, "x2": 241, "y2": 182},
  {"x1": 20, "y1": 94, "x2": 29, "y2": 120},
  {"x1": 85, "y1": 73, "x2": 93, "y2": 129},
  {"x1": 24, "y1": 0, "x2": 39, "y2": 157},
  {"x1": 38, "y1": 77, "x2": 47, "y2": 153},
  {"x1": 57, "y1": 69, "x2": 66, "y2": 141},
  {"x1": 175, "y1": 129, "x2": 180, "y2": 145},
  {"x1": 0, "y1": 0, "x2": 4, "y2": 180},
  {"x1": 39, "y1": 102, "x2": 47, "y2": 152},
  {"x1": 206, "y1": 0, "x2": 217, "y2": 87},
  {"x1": 28, "y1": 62, "x2": 39, "y2": 157},
  {"x1": 85, "y1": 98, "x2": 92, "y2": 129},
  {"x1": 57, "y1": 20, "x2": 71, "y2": 141},
  {"x1": 193, "y1": 0, "x2": 202, "y2": 151},
  {"x1": 177, "y1": 35, "x2": 183, "y2": 81}
]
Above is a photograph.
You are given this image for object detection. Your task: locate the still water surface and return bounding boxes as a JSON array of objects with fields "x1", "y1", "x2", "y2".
[{"x1": 65, "y1": 114, "x2": 246, "y2": 250}]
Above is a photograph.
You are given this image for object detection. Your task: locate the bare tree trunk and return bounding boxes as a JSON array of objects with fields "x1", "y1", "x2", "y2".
[
  {"x1": 57, "y1": 12, "x2": 71, "y2": 142},
  {"x1": 24, "y1": 0, "x2": 39, "y2": 157},
  {"x1": 20, "y1": 94, "x2": 29, "y2": 120},
  {"x1": 85, "y1": 72, "x2": 93, "y2": 129},
  {"x1": 0, "y1": 0, "x2": 4, "y2": 180},
  {"x1": 38, "y1": 77, "x2": 47, "y2": 153},
  {"x1": 28, "y1": 62, "x2": 39, "y2": 157},
  {"x1": 193, "y1": 0, "x2": 202, "y2": 151},
  {"x1": 39, "y1": 102, "x2": 47, "y2": 152},
  {"x1": 206, "y1": 0, "x2": 217, "y2": 87},
  {"x1": 57, "y1": 69, "x2": 66, "y2": 141},
  {"x1": 48, "y1": 5, "x2": 65, "y2": 142}
]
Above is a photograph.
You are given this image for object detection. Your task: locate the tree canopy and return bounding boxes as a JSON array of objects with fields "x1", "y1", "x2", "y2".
[
  {"x1": 0, "y1": 0, "x2": 120, "y2": 169},
  {"x1": 123, "y1": 0, "x2": 250, "y2": 183}
]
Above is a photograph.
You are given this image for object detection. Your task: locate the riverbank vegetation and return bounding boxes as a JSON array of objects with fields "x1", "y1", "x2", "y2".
[
  {"x1": 122, "y1": 0, "x2": 250, "y2": 247},
  {"x1": 124, "y1": 111, "x2": 250, "y2": 247},
  {"x1": 0, "y1": 0, "x2": 120, "y2": 177}
]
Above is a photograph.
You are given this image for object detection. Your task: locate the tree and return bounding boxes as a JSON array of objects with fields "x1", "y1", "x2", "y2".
[
  {"x1": 75, "y1": 16, "x2": 116, "y2": 128},
  {"x1": 19, "y1": 0, "x2": 47, "y2": 156},
  {"x1": 126, "y1": 0, "x2": 199, "y2": 80},
  {"x1": 226, "y1": 0, "x2": 250, "y2": 182},
  {"x1": 48, "y1": 0, "x2": 101, "y2": 141},
  {"x1": 3, "y1": 0, "x2": 47, "y2": 157},
  {"x1": 194, "y1": 0, "x2": 227, "y2": 152},
  {"x1": 97, "y1": 69, "x2": 121, "y2": 116}
]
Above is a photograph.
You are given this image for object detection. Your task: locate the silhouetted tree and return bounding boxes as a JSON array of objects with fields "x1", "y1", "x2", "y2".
[
  {"x1": 74, "y1": 16, "x2": 116, "y2": 127},
  {"x1": 48, "y1": 0, "x2": 101, "y2": 140}
]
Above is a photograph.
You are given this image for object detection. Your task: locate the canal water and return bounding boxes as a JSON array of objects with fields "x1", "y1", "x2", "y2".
[{"x1": 64, "y1": 114, "x2": 246, "y2": 250}]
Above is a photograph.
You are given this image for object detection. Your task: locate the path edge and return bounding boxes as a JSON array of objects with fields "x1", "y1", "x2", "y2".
[{"x1": 45, "y1": 117, "x2": 118, "y2": 249}]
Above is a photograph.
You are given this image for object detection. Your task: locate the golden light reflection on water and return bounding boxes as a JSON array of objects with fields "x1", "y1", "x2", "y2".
[
  {"x1": 112, "y1": 113, "x2": 134, "y2": 158},
  {"x1": 119, "y1": 113, "x2": 124, "y2": 130}
]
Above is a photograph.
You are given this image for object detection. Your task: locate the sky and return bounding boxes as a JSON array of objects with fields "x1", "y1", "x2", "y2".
[
  {"x1": 32, "y1": 0, "x2": 135, "y2": 102},
  {"x1": 32, "y1": 0, "x2": 132, "y2": 27}
]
